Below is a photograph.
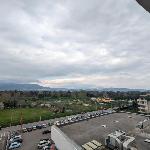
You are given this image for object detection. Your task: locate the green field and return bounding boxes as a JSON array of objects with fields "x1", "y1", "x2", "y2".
[
  {"x1": 0, "y1": 100, "x2": 97, "y2": 128},
  {"x1": 0, "y1": 108, "x2": 75, "y2": 128}
]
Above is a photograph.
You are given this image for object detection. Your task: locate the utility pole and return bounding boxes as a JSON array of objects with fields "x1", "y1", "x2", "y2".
[
  {"x1": 20, "y1": 112, "x2": 23, "y2": 130},
  {"x1": 95, "y1": 102, "x2": 98, "y2": 110},
  {"x1": 10, "y1": 111, "x2": 13, "y2": 127}
]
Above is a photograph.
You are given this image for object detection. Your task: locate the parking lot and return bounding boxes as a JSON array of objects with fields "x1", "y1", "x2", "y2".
[
  {"x1": 59, "y1": 112, "x2": 150, "y2": 150},
  {"x1": 19, "y1": 126, "x2": 51, "y2": 150},
  {"x1": 136, "y1": 135, "x2": 150, "y2": 150},
  {"x1": 0, "y1": 115, "x2": 75, "y2": 150}
]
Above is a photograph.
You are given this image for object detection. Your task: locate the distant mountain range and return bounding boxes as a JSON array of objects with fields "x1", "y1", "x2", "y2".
[
  {"x1": 97, "y1": 88, "x2": 147, "y2": 92},
  {"x1": 0, "y1": 83, "x2": 148, "y2": 92},
  {"x1": 0, "y1": 83, "x2": 47, "y2": 91},
  {"x1": 0, "y1": 83, "x2": 66, "y2": 91}
]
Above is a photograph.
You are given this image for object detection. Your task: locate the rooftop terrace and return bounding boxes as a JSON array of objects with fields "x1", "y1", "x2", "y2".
[{"x1": 59, "y1": 112, "x2": 150, "y2": 150}]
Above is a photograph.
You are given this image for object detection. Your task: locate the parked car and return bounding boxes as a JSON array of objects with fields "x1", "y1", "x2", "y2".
[
  {"x1": 36, "y1": 125, "x2": 42, "y2": 129},
  {"x1": 22, "y1": 128, "x2": 27, "y2": 133},
  {"x1": 42, "y1": 124, "x2": 47, "y2": 128},
  {"x1": 32, "y1": 126, "x2": 37, "y2": 130},
  {"x1": 9, "y1": 135, "x2": 22, "y2": 143},
  {"x1": 10, "y1": 131, "x2": 20, "y2": 138},
  {"x1": 42, "y1": 145, "x2": 51, "y2": 150},
  {"x1": 9, "y1": 142, "x2": 21, "y2": 149},
  {"x1": 27, "y1": 127, "x2": 32, "y2": 132},
  {"x1": 9, "y1": 137, "x2": 23, "y2": 143},
  {"x1": 40, "y1": 138, "x2": 50, "y2": 142},
  {"x1": 144, "y1": 139, "x2": 150, "y2": 143},
  {"x1": 42, "y1": 130, "x2": 51, "y2": 134},
  {"x1": 38, "y1": 141, "x2": 50, "y2": 149},
  {"x1": 48, "y1": 122, "x2": 53, "y2": 126}
]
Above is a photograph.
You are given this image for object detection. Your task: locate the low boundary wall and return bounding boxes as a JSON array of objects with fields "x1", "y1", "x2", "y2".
[{"x1": 51, "y1": 125, "x2": 82, "y2": 150}]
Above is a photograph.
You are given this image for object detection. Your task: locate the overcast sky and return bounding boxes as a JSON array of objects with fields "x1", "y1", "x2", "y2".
[{"x1": 0, "y1": 0, "x2": 150, "y2": 89}]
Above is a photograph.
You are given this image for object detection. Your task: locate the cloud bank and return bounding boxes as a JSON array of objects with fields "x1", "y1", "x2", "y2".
[{"x1": 0, "y1": 0, "x2": 150, "y2": 88}]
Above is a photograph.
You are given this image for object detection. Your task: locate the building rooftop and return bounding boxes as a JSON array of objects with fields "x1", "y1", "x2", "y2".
[{"x1": 59, "y1": 112, "x2": 150, "y2": 150}]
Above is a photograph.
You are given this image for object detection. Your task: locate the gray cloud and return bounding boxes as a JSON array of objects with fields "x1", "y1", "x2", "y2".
[{"x1": 0, "y1": 0, "x2": 150, "y2": 88}]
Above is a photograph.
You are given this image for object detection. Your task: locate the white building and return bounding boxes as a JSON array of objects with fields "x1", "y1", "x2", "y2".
[
  {"x1": 105, "y1": 130, "x2": 136, "y2": 150},
  {"x1": 137, "y1": 95, "x2": 150, "y2": 114}
]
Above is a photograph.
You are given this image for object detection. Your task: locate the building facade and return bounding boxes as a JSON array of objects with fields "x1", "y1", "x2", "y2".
[{"x1": 137, "y1": 95, "x2": 150, "y2": 114}]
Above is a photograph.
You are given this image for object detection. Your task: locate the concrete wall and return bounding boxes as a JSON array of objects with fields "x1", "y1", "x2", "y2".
[{"x1": 51, "y1": 125, "x2": 83, "y2": 150}]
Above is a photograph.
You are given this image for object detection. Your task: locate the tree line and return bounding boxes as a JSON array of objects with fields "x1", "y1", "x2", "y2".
[{"x1": 0, "y1": 90, "x2": 147, "y2": 109}]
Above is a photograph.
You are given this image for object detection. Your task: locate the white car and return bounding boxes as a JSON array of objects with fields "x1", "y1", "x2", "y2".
[
  {"x1": 101, "y1": 125, "x2": 106, "y2": 128},
  {"x1": 38, "y1": 141, "x2": 50, "y2": 149},
  {"x1": 9, "y1": 135, "x2": 22, "y2": 142},
  {"x1": 42, "y1": 124, "x2": 47, "y2": 128},
  {"x1": 22, "y1": 128, "x2": 27, "y2": 132},
  {"x1": 9, "y1": 142, "x2": 21, "y2": 149},
  {"x1": 32, "y1": 126, "x2": 37, "y2": 130},
  {"x1": 42, "y1": 145, "x2": 51, "y2": 150},
  {"x1": 114, "y1": 120, "x2": 119, "y2": 123},
  {"x1": 144, "y1": 139, "x2": 150, "y2": 143}
]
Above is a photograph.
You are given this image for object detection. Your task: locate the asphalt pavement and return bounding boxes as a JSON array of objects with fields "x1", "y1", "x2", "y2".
[
  {"x1": 0, "y1": 115, "x2": 75, "y2": 150},
  {"x1": 19, "y1": 126, "x2": 51, "y2": 150}
]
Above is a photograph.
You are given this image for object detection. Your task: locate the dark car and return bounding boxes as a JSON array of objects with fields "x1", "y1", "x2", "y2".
[
  {"x1": 36, "y1": 125, "x2": 42, "y2": 129},
  {"x1": 27, "y1": 127, "x2": 32, "y2": 132},
  {"x1": 42, "y1": 130, "x2": 51, "y2": 134},
  {"x1": 48, "y1": 122, "x2": 53, "y2": 126},
  {"x1": 12, "y1": 138, "x2": 23, "y2": 143}
]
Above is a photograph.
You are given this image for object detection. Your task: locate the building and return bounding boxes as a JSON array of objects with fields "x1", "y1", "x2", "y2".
[
  {"x1": 96, "y1": 97, "x2": 113, "y2": 103},
  {"x1": 105, "y1": 130, "x2": 135, "y2": 150},
  {"x1": 137, "y1": 94, "x2": 150, "y2": 114},
  {"x1": 51, "y1": 111, "x2": 150, "y2": 150}
]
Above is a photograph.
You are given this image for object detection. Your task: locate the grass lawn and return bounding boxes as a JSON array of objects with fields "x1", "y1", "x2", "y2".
[
  {"x1": 0, "y1": 108, "x2": 79, "y2": 128},
  {"x1": 0, "y1": 104, "x2": 97, "y2": 128},
  {"x1": 0, "y1": 108, "x2": 55, "y2": 127}
]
